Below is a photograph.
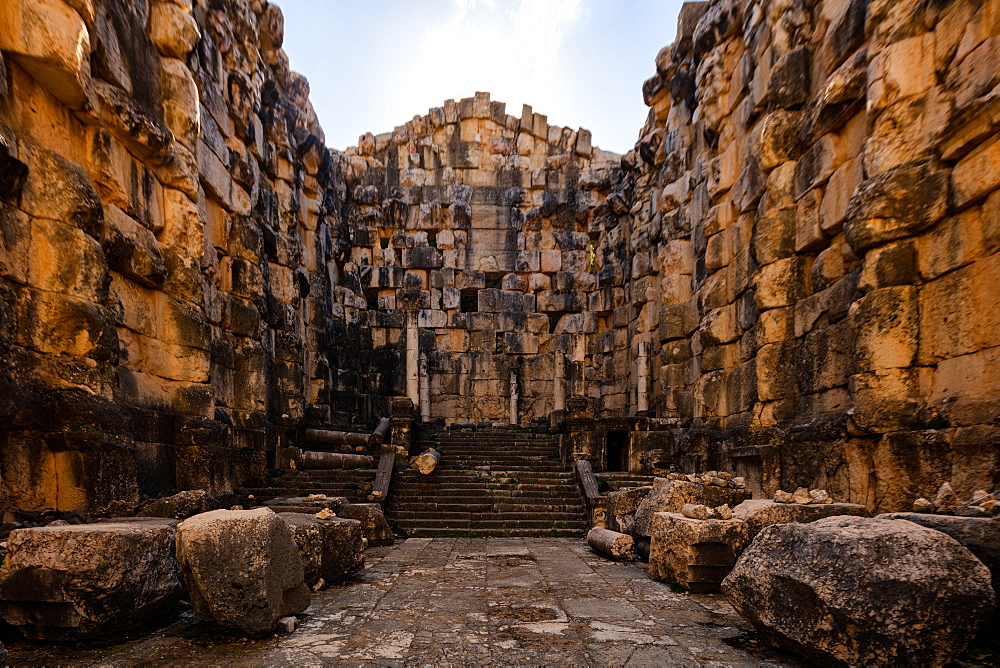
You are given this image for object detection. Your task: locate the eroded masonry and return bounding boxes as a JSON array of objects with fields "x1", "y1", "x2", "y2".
[{"x1": 0, "y1": 0, "x2": 998, "y2": 517}]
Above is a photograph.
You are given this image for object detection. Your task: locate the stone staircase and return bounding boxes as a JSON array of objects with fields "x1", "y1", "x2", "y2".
[
  {"x1": 387, "y1": 427, "x2": 589, "y2": 537},
  {"x1": 596, "y1": 472, "x2": 657, "y2": 492},
  {"x1": 242, "y1": 424, "x2": 381, "y2": 504},
  {"x1": 243, "y1": 468, "x2": 380, "y2": 504}
]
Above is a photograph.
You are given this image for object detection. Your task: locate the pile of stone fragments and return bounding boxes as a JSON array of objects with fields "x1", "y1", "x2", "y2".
[
  {"x1": 589, "y1": 474, "x2": 998, "y2": 666},
  {"x1": 0, "y1": 491, "x2": 392, "y2": 645}
]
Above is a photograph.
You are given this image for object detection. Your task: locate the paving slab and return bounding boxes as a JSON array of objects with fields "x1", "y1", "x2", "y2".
[{"x1": 4, "y1": 538, "x2": 799, "y2": 666}]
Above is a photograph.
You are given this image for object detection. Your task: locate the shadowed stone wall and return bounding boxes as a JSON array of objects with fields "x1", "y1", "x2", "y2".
[{"x1": 0, "y1": 0, "x2": 396, "y2": 514}]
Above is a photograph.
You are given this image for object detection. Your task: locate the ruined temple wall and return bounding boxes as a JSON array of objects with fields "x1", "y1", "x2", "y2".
[
  {"x1": 0, "y1": 0, "x2": 392, "y2": 514},
  {"x1": 596, "y1": 0, "x2": 1000, "y2": 509},
  {"x1": 344, "y1": 93, "x2": 622, "y2": 424}
]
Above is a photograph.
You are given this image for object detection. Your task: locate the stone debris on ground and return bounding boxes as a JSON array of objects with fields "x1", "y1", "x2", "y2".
[
  {"x1": 3, "y1": 538, "x2": 801, "y2": 666},
  {"x1": 773, "y1": 487, "x2": 834, "y2": 504},
  {"x1": 648, "y1": 512, "x2": 750, "y2": 593},
  {"x1": 913, "y1": 484, "x2": 1000, "y2": 518}
]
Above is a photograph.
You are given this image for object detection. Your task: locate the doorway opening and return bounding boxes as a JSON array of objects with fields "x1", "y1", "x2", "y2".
[{"x1": 606, "y1": 430, "x2": 628, "y2": 472}]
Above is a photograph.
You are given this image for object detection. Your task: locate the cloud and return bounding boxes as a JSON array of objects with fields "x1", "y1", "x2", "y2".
[{"x1": 389, "y1": 0, "x2": 584, "y2": 125}]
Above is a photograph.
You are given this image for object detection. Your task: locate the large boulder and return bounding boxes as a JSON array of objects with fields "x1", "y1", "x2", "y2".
[
  {"x1": 722, "y1": 516, "x2": 996, "y2": 667},
  {"x1": 175, "y1": 508, "x2": 310, "y2": 636},
  {"x1": 733, "y1": 499, "x2": 870, "y2": 539},
  {"x1": 137, "y1": 489, "x2": 218, "y2": 519},
  {"x1": 633, "y1": 478, "x2": 751, "y2": 537},
  {"x1": 337, "y1": 503, "x2": 393, "y2": 546},
  {"x1": 0, "y1": 519, "x2": 182, "y2": 640},
  {"x1": 278, "y1": 514, "x2": 365, "y2": 586},
  {"x1": 648, "y1": 512, "x2": 750, "y2": 593}
]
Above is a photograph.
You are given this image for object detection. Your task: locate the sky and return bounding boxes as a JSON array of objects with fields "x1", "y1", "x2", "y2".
[{"x1": 275, "y1": 0, "x2": 686, "y2": 155}]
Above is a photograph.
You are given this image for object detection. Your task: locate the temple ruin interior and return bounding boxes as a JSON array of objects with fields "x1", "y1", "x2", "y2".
[{"x1": 0, "y1": 0, "x2": 998, "y2": 664}]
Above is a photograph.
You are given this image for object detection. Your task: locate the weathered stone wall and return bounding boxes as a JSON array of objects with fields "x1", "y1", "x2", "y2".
[
  {"x1": 592, "y1": 0, "x2": 1000, "y2": 508},
  {"x1": 0, "y1": 0, "x2": 394, "y2": 514},
  {"x1": 1, "y1": 0, "x2": 997, "y2": 515},
  {"x1": 343, "y1": 93, "x2": 621, "y2": 424}
]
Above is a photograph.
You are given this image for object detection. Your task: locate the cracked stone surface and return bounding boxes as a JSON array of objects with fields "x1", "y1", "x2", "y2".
[{"x1": 5, "y1": 538, "x2": 798, "y2": 666}]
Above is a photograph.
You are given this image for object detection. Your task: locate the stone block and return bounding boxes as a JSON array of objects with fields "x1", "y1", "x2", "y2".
[
  {"x1": 733, "y1": 499, "x2": 870, "y2": 540},
  {"x1": 648, "y1": 513, "x2": 750, "y2": 593},
  {"x1": 855, "y1": 286, "x2": 917, "y2": 371},
  {"x1": 952, "y1": 136, "x2": 1000, "y2": 210},
  {"x1": 0, "y1": 519, "x2": 182, "y2": 640},
  {"x1": 503, "y1": 331, "x2": 538, "y2": 354},
  {"x1": 176, "y1": 508, "x2": 310, "y2": 637},
  {"x1": 337, "y1": 503, "x2": 393, "y2": 546},
  {"x1": 722, "y1": 517, "x2": 995, "y2": 667},
  {"x1": 845, "y1": 161, "x2": 948, "y2": 253},
  {"x1": 0, "y1": 0, "x2": 92, "y2": 107},
  {"x1": 633, "y1": 478, "x2": 751, "y2": 538},
  {"x1": 754, "y1": 257, "x2": 807, "y2": 310},
  {"x1": 148, "y1": 1, "x2": 200, "y2": 59},
  {"x1": 279, "y1": 514, "x2": 365, "y2": 586},
  {"x1": 103, "y1": 204, "x2": 167, "y2": 288}
]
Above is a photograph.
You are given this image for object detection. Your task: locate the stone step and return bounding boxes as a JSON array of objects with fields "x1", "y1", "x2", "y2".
[
  {"x1": 389, "y1": 510, "x2": 589, "y2": 521},
  {"x1": 401, "y1": 527, "x2": 587, "y2": 538},
  {"x1": 389, "y1": 502, "x2": 586, "y2": 513},
  {"x1": 393, "y1": 518, "x2": 588, "y2": 530}
]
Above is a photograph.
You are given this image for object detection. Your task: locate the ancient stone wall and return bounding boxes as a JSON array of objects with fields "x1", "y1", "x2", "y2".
[
  {"x1": 593, "y1": 0, "x2": 1000, "y2": 508},
  {"x1": 1, "y1": 0, "x2": 997, "y2": 516},
  {"x1": 342, "y1": 92, "x2": 621, "y2": 424},
  {"x1": 0, "y1": 0, "x2": 395, "y2": 514}
]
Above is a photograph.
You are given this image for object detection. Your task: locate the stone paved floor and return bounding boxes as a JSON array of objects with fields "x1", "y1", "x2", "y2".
[{"x1": 7, "y1": 538, "x2": 799, "y2": 666}]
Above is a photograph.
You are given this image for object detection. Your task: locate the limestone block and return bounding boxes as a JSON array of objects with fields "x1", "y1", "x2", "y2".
[
  {"x1": 137, "y1": 489, "x2": 218, "y2": 519},
  {"x1": 30, "y1": 290, "x2": 117, "y2": 358},
  {"x1": 0, "y1": 0, "x2": 92, "y2": 107},
  {"x1": 103, "y1": 204, "x2": 167, "y2": 288},
  {"x1": 337, "y1": 503, "x2": 393, "y2": 546},
  {"x1": 198, "y1": 142, "x2": 250, "y2": 215},
  {"x1": 19, "y1": 145, "x2": 104, "y2": 239},
  {"x1": 28, "y1": 217, "x2": 107, "y2": 301},
  {"x1": 844, "y1": 161, "x2": 947, "y2": 253},
  {"x1": 279, "y1": 514, "x2": 365, "y2": 586},
  {"x1": 732, "y1": 499, "x2": 870, "y2": 540},
  {"x1": 794, "y1": 134, "x2": 844, "y2": 196},
  {"x1": 867, "y1": 34, "x2": 935, "y2": 114},
  {"x1": 768, "y1": 47, "x2": 810, "y2": 109},
  {"x1": 752, "y1": 207, "x2": 795, "y2": 265},
  {"x1": 478, "y1": 288, "x2": 525, "y2": 313},
  {"x1": 754, "y1": 110, "x2": 800, "y2": 170},
  {"x1": 952, "y1": 136, "x2": 1000, "y2": 210},
  {"x1": 854, "y1": 286, "x2": 917, "y2": 372},
  {"x1": 148, "y1": 1, "x2": 201, "y2": 58},
  {"x1": 849, "y1": 368, "x2": 922, "y2": 433},
  {"x1": 633, "y1": 478, "x2": 751, "y2": 538},
  {"x1": 175, "y1": 508, "x2": 310, "y2": 636},
  {"x1": 648, "y1": 512, "x2": 750, "y2": 593},
  {"x1": 0, "y1": 519, "x2": 182, "y2": 640},
  {"x1": 606, "y1": 485, "x2": 652, "y2": 534},
  {"x1": 820, "y1": 158, "x2": 862, "y2": 234},
  {"x1": 403, "y1": 246, "x2": 444, "y2": 269},
  {"x1": 754, "y1": 257, "x2": 806, "y2": 310},
  {"x1": 160, "y1": 58, "x2": 200, "y2": 151},
  {"x1": 918, "y1": 253, "x2": 1000, "y2": 363},
  {"x1": 498, "y1": 331, "x2": 536, "y2": 354},
  {"x1": 722, "y1": 517, "x2": 995, "y2": 667}
]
